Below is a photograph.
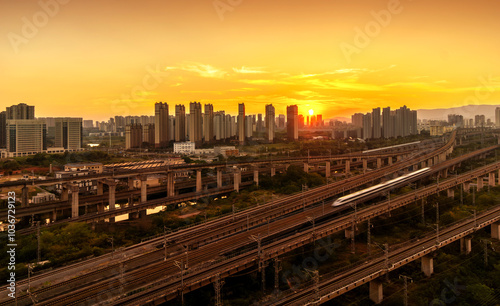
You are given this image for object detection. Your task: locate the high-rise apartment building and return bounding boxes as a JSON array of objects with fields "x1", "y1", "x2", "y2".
[
  {"x1": 265, "y1": 104, "x2": 275, "y2": 143},
  {"x1": 0, "y1": 112, "x2": 6, "y2": 149},
  {"x1": 83, "y1": 120, "x2": 94, "y2": 128},
  {"x1": 372, "y1": 108, "x2": 381, "y2": 138},
  {"x1": 6, "y1": 119, "x2": 46, "y2": 157},
  {"x1": 475, "y1": 115, "x2": 486, "y2": 127},
  {"x1": 245, "y1": 115, "x2": 253, "y2": 138},
  {"x1": 382, "y1": 107, "x2": 393, "y2": 138},
  {"x1": 214, "y1": 111, "x2": 226, "y2": 140},
  {"x1": 6, "y1": 103, "x2": 35, "y2": 120},
  {"x1": 496, "y1": 107, "x2": 500, "y2": 127},
  {"x1": 143, "y1": 123, "x2": 155, "y2": 145},
  {"x1": 189, "y1": 102, "x2": 203, "y2": 146},
  {"x1": 154, "y1": 102, "x2": 169, "y2": 148},
  {"x1": 125, "y1": 124, "x2": 143, "y2": 149},
  {"x1": 362, "y1": 113, "x2": 372, "y2": 140},
  {"x1": 287, "y1": 105, "x2": 298, "y2": 141},
  {"x1": 55, "y1": 118, "x2": 83, "y2": 150},
  {"x1": 237, "y1": 103, "x2": 245, "y2": 145},
  {"x1": 351, "y1": 113, "x2": 364, "y2": 128},
  {"x1": 175, "y1": 104, "x2": 186, "y2": 142},
  {"x1": 204, "y1": 104, "x2": 214, "y2": 143}
]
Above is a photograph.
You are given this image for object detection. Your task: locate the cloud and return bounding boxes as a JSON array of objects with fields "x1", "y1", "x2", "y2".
[{"x1": 232, "y1": 66, "x2": 267, "y2": 74}]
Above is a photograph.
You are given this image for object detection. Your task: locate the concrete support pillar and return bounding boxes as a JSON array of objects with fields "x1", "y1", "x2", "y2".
[
  {"x1": 498, "y1": 170, "x2": 500, "y2": 185},
  {"x1": 387, "y1": 157, "x2": 392, "y2": 166},
  {"x1": 234, "y1": 169, "x2": 241, "y2": 192},
  {"x1": 325, "y1": 162, "x2": 331, "y2": 178},
  {"x1": 97, "y1": 203, "x2": 105, "y2": 213},
  {"x1": 167, "y1": 172, "x2": 175, "y2": 197},
  {"x1": 344, "y1": 228, "x2": 354, "y2": 239},
  {"x1": 304, "y1": 163, "x2": 309, "y2": 173},
  {"x1": 363, "y1": 159, "x2": 368, "y2": 173},
  {"x1": 447, "y1": 189, "x2": 454, "y2": 198},
  {"x1": 460, "y1": 237, "x2": 472, "y2": 255},
  {"x1": 397, "y1": 155, "x2": 403, "y2": 162},
  {"x1": 285, "y1": 164, "x2": 290, "y2": 171},
  {"x1": 97, "y1": 181, "x2": 103, "y2": 196},
  {"x1": 70, "y1": 185, "x2": 79, "y2": 218},
  {"x1": 337, "y1": 160, "x2": 342, "y2": 166},
  {"x1": 52, "y1": 209, "x2": 57, "y2": 222},
  {"x1": 442, "y1": 170, "x2": 448, "y2": 179},
  {"x1": 489, "y1": 172, "x2": 496, "y2": 186},
  {"x1": 428, "y1": 159, "x2": 433, "y2": 167},
  {"x1": 196, "y1": 170, "x2": 202, "y2": 192},
  {"x1": 271, "y1": 166, "x2": 276, "y2": 177},
  {"x1": 369, "y1": 279, "x2": 383, "y2": 304},
  {"x1": 377, "y1": 158, "x2": 382, "y2": 169},
  {"x1": 20, "y1": 186, "x2": 29, "y2": 208},
  {"x1": 61, "y1": 186, "x2": 69, "y2": 201},
  {"x1": 421, "y1": 255, "x2": 434, "y2": 277},
  {"x1": 217, "y1": 168, "x2": 222, "y2": 189},
  {"x1": 463, "y1": 182, "x2": 470, "y2": 193},
  {"x1": 128, "y1": 177, "x2": 135, "y2": 190},
  {"x1": 477, "y1": 177, "x2": 484, "y2": 190},
  {"x1": 421, "y1": 161, "x2": 426, "y2": 169},
  {"x1": 314, "y1": 163, "x2": 319, "y2": 171},
  {"x1": 345, "y1": 160, "x2": 351, "y2": 174},
  {"x1": 492, "y1": 222, "x2": 500, "y2": 240},
  {"x1": 140, "y1": 176, "x2": 147, "y2": 203},
  {"x1": 108, "y1": 183, "x2": 116, "y2": 211},
  {"x1": 254, "y1": 169, "x2": 259, "y2": 186}
]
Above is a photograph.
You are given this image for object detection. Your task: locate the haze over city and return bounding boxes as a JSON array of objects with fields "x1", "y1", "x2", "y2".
[{"x1": 2, "y1": 0, "x2": 500, "y2": 121}]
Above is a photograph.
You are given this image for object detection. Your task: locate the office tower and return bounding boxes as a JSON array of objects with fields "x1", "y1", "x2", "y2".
[
  {"x1": 317, "y1": 114, "x2": 323, "y2": 126},
  {"x1": 143, "y1": 123, "x2": 155, "y2": 145},
  {"x1": 214, "y1": 111, "x2": 226, "y2": 140},
  {"x1": 238, "y1": 103, "x2": 245, "y2": 145},
  {"x1": 185, "y1": 114, "x2": 190, "y2": 140},
  {"x1": 175, "y1": 105, "x2": 186, "y2": 142},
  {"x1": 310, "y1": 115, "x2": 316, "y2": 127},
  {"x1": 265, "y1": 104, "x2": 275, "y2": 143},
  {"x1": 372, "y1": 107, "x2": 381, "y2": 138},
  {"x1": 55, "y1": 118, "x2": 83, "y2": 150},
  {"x1": 298, "y1": 114, "x2": 304, "y2": 128},
  {"x1": 189, "y1": 102, "x2": 203, "y2": 146},
  {"x1": 83, "y1": 120, "x2": 94, "y2": 128},
  {"x1": 362, "y1": 113, "x2": 372, "y2": 140},
  {"x1": 287, "y1": 105, "x2": 298, "y2": 141},
  {"x1": 6, "y1": 119, "x2": 46, "y2": 157},
  {"x1": 204, "y1": 104, "x2": 214, "y2": 143},
  {"x1": 382, "y1": 107, "x2": 392, "y2": 138},
  {"x1": 496, "y1": 107, "x2": 500, "y2": 127},
  {"x1": 154, "y1": 102, "x2": 169, "y2": 148},
  {"x1": 278, "y1": 114, "x2": 286, "y2": 129},
  {"x1": 125, "y1": 124, "x2": 143, "y2": 149},
  {"x1": 0, "y1": 111, "x2": 6, "y2": 148},
  {"x1": 6, "y1": 103, "x2": 35, "y2": 120},
  {"x1": 351, "y1": 113, "x2": 363, "y2": 128},
  {"x1": 448, "y1": 114, "x2": 464, "y2": 127}
]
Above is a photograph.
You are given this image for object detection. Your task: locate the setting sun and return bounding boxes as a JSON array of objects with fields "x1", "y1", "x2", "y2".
[{"x1": 309, "y1": 109, "x2": 314, "y2": 116}]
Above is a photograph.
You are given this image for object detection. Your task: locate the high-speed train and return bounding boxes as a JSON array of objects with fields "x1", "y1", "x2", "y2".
[{"x1": 332, "y1": 167, "x2": 431, "y2": 207}]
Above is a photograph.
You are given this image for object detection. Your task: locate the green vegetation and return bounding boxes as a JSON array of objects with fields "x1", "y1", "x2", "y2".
[{"x1": 259, "y1": 165, "x2": 325, "y2": 194}]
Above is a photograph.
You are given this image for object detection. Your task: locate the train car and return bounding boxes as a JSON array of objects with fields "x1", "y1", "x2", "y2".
[
  {"x1": 332, "y1": 167, "x2": 431, "y2": 207},
  {"x1": 362, "y1": 141, "x2": 421, "y2": 154}
]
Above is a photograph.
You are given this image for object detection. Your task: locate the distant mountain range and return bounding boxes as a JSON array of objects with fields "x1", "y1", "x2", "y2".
[{"x1": 417, "y1": 104, "x2": 500, "y2": 121}]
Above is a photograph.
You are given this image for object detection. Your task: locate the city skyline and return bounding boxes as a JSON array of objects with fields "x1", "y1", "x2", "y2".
[{"x1": 2, "y1": 0, "x2": 500, "y2": 120}]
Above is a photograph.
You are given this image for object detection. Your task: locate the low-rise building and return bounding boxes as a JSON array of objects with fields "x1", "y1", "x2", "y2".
[
  {"x1": 174, "y1": 142, "x2": 195, "y2": 154},
  {"x1": 64, "y1": 162, "x2": 103, "y2": 174}
]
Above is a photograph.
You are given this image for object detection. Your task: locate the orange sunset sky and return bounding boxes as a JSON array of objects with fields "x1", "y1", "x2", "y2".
[{"x1": 1, "y1": 0, "x2": 500, "y2": 121}]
